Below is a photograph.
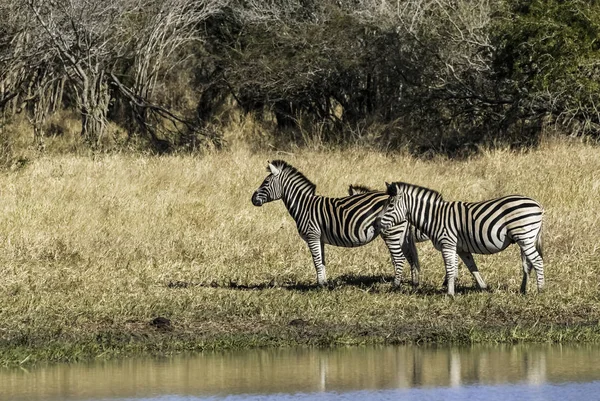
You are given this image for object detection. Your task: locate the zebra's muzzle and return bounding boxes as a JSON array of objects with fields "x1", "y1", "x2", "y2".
[{"x1": 251, "y1": 192, "x2": 264, "y2": 206}]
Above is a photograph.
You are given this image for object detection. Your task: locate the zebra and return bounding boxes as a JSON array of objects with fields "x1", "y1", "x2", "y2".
[
  {"x1": 348, "y1": 184, "x2": 472, "y2": 289},
  {"x1": 376, "y1": 182, "x2": 544, "y2": 295},
  {"x1": 251, "y1": 160, "x2": 419, "y2": 287}
]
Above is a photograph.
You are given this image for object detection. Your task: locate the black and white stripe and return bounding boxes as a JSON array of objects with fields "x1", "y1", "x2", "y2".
[
  {"x1": 348, "y1": 184, "x2": 428, "y2": 282},
  {"x1": 377, "y1": 182, "x2": 544, "y2": 295},
  {"x1": 251, "y1": 161, "x2": 419, "y2": 287}
]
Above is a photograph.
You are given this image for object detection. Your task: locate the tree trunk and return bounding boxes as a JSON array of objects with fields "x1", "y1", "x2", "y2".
[{"x1": 79, "y1": 72, "x2": 110, "y2": 146}]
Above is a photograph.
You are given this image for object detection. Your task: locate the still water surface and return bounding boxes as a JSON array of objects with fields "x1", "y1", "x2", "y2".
[{"x1": 2, "y1": 344, "x2": 600, "y2": 401}]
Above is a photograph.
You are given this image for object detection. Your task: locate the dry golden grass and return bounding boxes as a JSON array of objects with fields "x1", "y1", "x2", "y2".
[{"x1": 0, "y1": 137, "x2": 599, "y2": 365}]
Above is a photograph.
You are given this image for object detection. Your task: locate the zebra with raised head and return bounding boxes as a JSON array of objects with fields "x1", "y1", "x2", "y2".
[
  {"x1": 251, "y1": 160, "x2": 419, "y2": 287},
  {"x1": 376, "y1": 182, "x2": 544, "y2": 295}
]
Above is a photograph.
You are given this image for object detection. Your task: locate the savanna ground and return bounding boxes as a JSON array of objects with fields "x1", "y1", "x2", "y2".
[{"x1": 0, "y1": 135, "x2": 599, "y2": 367}]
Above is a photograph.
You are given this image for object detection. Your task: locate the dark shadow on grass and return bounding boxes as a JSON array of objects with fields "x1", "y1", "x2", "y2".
[
  {"x1": 332, "y1": 273, "x2": 390, "y2": 288},
  {"x1": 166, "y1": 279, "x2": 324, "y2": 292},
  {"x1": 166, "y1": 276, "x2": 495, "y2": 295},
  {"x1": 411, "y1": 282, "x2": 495, "y2": 296}
]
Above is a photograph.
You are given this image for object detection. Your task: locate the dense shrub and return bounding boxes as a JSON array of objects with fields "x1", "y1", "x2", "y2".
[
  {"x1": 1, "y1": 0, "x2": 599, "y2": 154},
  {"x1": 493, "y1": 0, "x2": 600, "y2": 137}
]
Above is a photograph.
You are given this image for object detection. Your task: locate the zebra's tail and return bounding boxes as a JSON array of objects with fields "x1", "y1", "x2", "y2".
[{"x1": 535, "y1": 222, "x2": 544, "y2": 259}]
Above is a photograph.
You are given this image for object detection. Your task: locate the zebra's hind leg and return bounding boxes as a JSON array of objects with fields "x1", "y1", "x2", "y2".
[
  {"x1": 457, "y1": 251, "x2": 487, "y2": 290},
  {"x1": 307, "y1": 238, "x2": 327, "y2": 286},
  {"x1": 519, "y1": 249, "x2": 532, "y2": 294},
  {"x1": 441, "y1": 247, "x2": 459, "y2": 296},
  {"x1": 519, "y1": 243, "x2": 544, "y2": 294}
]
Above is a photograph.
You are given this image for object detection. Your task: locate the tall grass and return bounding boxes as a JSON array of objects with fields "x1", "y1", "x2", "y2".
[{"x1": 0, "y1": 137, "x2": 599, "y2": 366}]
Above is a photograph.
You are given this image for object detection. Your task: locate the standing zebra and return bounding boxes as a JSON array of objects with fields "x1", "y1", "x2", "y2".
[
  {"x1": 376, "y1": 182, "x2": 544, "y2": 295},
  {"x1": 251, "y1": 160, "x2": 419, "y2": 287},
  {"x1": 348, "y1": 184, "x2": 474, "y2": 289}
]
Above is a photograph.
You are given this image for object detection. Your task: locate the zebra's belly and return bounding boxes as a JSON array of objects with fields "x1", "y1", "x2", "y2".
[
  {"x1": 456, "y1": 235, "x2": 512, "y2": 255},
  {"x1": 322, "y1": 225, "x2": 379, "y2": 247}
]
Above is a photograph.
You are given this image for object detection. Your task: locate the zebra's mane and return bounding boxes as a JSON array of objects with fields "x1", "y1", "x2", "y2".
[
  {"x1": 388, "y1": 181, "x2": 443, "y2": 201},
  {"x1": 270, "y1": 160, "x2": 317, "y2": 194},
  {"x1": 348, "y1": 184, "x2": 377, "y2": 195}
]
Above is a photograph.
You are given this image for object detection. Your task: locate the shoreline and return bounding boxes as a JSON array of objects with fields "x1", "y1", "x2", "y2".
[{"x1": 3, "y1": 314, "x2": 600, "y2": 367}]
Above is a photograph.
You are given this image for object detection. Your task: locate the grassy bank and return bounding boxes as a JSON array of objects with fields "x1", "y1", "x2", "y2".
[{"x1": 1, "y1": 138, "x2": 599, "y2": 366}]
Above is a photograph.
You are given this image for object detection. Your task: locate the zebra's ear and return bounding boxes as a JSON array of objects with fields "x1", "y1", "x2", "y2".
[
  {"x1": 386, "y1": 182, "x2": 398, "y2": 196},
  {"x1": 268, "y1": 162, "x2": 281, "y2": 176}
]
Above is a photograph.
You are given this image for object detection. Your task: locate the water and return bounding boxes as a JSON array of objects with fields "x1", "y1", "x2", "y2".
[{"x1": 1, "y1": 345, "x2": 599, "y2": 401}]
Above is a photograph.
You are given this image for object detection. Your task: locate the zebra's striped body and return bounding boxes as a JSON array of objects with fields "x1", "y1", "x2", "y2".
[
  {"x1": 251, "y1": 161, "x2": 418, "y2": 287},
  {"x1": 377, "y1": 182, "x2": 544, "y2": 295}
]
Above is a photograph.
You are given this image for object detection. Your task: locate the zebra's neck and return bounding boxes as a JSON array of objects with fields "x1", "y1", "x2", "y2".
[
  {"x1": 280, "y1": 170, "x2": 317, "y2": 220},
  {"x1": 405, "y1": 193, "x2": 445, "y2": 238}
]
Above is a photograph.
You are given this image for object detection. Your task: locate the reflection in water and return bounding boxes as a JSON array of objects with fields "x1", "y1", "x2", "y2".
[{"x1": 1, "y1": 344, "x2": 600, "y2": 401}]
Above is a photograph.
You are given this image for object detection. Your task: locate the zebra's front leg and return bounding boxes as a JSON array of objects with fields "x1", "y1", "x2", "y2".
[
  {"x1": 382, "y1": 223, "x2": 409, "y2": 288},
  {"x1": 441, "y1": 247, "x2": 459, "y2": 296},
  {"x1": 306, "y1": 238, "x2": 327, "y2": 286},
  {"x1": 391, "y1": 246, "x2": 408, "y2": 288},
  {"x1": 402, "y1": 230, "x2": 420, "y2": 287},
  {"x1": 442, "y1": 254, "x2": 460, "y2": 288}
]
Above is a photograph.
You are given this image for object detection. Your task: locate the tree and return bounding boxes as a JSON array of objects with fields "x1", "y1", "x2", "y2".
[
  {"x1": 493, "y1": 0, "x2": 600, "y2": 137},
  {"x1": 25, "y1": 0, "x2": 125, "y2": 146},
  {"x1": 112, "y1": 0, "x2": 228, "y2": 148}
]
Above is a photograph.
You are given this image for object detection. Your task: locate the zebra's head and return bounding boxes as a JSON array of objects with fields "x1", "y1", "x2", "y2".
[
  {"x1": 251, "y1": 161, "x2": 284, "y2": 206},
  {"x1": 376, "y1": 182, "x2": 408, "y2": 230}
]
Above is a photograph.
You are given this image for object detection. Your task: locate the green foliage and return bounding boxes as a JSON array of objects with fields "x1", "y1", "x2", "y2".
[
  {"x1": 495, "y1": 0, "x2": 600, "y2": 89},
  {"x1": 493, "y1": 0, "x2": 600, "y2": 134}
]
